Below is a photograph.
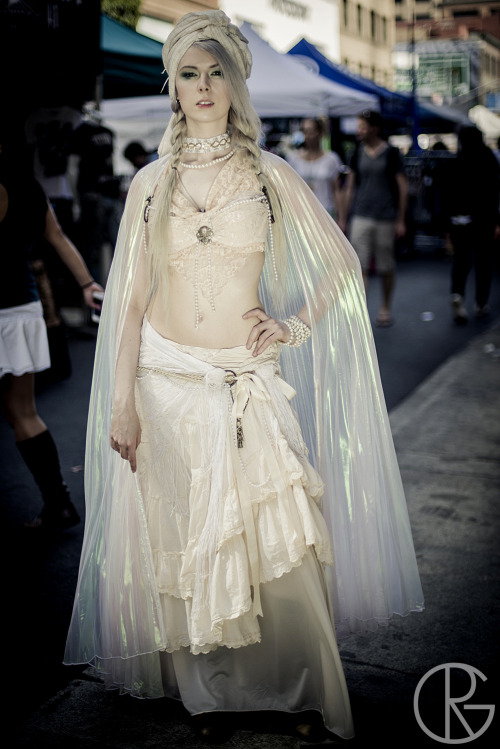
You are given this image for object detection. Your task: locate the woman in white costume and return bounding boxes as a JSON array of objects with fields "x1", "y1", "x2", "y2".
[{"x1": 64, "y1": 11, "x2": 423, "y2": 744}]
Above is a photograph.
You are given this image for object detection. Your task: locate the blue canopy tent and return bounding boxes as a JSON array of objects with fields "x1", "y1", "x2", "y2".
[
  {"x1": 288, "y1": 38, "x2": 470, "y2": 133},
  {"x1": 289, "y1": 37, "x2": 410, "y2": 120},
  {"x1": 101, "y1": 14, "x2": 165, "y2": 99}
]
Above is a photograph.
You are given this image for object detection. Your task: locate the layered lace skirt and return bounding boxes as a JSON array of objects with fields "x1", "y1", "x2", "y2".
[{"x1": 99, "y1": 318, "x2": 353, "y2": 736}]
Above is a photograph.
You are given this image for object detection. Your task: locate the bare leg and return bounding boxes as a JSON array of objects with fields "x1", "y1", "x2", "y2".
[
  {"x1": 376, "y1": 271, "x2": 394, "y2": 326},
  {"x1": 0, "y1": 372, "x2": 47, "y2": 441}
]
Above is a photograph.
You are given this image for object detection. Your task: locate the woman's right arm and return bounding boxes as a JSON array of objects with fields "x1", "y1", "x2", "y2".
[{"x1": 110, "y1": 231, "x2": 148, "y2": 474}]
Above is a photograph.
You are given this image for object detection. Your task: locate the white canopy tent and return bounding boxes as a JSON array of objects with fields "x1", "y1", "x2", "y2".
[
  {"x1": 102, "y1": 23, "x2": 377, "y2": 175},
  {"x1": 101, "y1": 96, "x2": 171, "y2": 175},
  {"x1": 241, "y1": 23, "x2": 377, "y2": 118}
]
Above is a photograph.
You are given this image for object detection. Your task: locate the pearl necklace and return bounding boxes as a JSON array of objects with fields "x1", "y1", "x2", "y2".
[
  {"x1": 181, "y1": 131, "x2": 231, "y2": 154},
  {"x1": 179, "y1": 149, "x2": 236, "y2": 169}
]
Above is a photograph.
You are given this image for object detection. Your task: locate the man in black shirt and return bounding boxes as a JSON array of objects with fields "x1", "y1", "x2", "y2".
[
  {"x1": 72, "y1": 115, "x2": 122, "y2": 283},
  {"x1": 341, "y1": 111, "x2": 407, "y2": 327}
]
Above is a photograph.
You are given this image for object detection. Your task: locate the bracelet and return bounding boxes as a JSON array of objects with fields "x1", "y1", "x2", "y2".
[
  {"x1": 284, "y1": 315, "x2": 311, "y2": 347},
  {"x1": 80, "y1": 280, "x2": 95, "y2": 290}
]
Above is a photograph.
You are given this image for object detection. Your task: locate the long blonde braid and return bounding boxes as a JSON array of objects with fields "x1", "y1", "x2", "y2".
[
  {"x1": 146, "y1": 109, "x2": 186, "y2": 306},
  {"x1": 228, "y1": 108, "x2": 287, "y2": 306}
]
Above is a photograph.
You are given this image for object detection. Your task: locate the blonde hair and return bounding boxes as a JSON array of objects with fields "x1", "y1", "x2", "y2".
[{"x1": 147, "y1": 40, "x2": 285, "y2": 309}]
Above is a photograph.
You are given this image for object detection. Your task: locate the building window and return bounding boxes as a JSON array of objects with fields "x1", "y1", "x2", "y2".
[
  {"x1": 371, "y1": 65, "x2": 376, "y2": 80},
  {"x1": 371, "y1": 11, "x2": 376, "y2": 41},
  {"x1": 382, "y1": 16, "x2": 387, "y2": 43},
  {"x1": 357, "y1": 4, "x2": 362, "y2": 34},
  {"x1": 343, "y1": 57, "x2": 349, "y2": 67},
  {"x1": 343, "y1": 0, "x2": 348, "y2": 28}
]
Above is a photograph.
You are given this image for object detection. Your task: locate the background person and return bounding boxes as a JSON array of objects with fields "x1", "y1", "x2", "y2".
[
  {"x1": 0, "y1": 128, "x2": 103, "y2": 530},
  {"x1": 285, "y1": 118, "x2": 344, "y2": 219},
  {"x1": 71, "y1": 110, "x2": 122, "y2": 285},
  {"x1": 441, "y1": 125, "x2": 500, "y2": 324},
  {"x1": 341, "y1": 110, "x2": 407, "y2": 327},
  {"x1": 123, "y1": 140, "x2": 158, "y2": 172}
]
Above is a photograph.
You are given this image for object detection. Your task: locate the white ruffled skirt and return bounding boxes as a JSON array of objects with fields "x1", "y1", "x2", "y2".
[
  {"x1": 98, "y1": 319, "x2": 352, "y2": 736},
  {"x1": 0, "y1": 301, "x2": 50, "y2": 378}
]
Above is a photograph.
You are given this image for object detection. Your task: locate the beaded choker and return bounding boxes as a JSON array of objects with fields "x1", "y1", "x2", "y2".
[{"x1": 181, "y1": 132, "x2": 231, "y2": 154}]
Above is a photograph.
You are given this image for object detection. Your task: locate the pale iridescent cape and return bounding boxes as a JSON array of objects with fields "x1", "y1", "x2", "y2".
[{"x1": 64, "y1": 151, "x2": 423, "y2": 670}]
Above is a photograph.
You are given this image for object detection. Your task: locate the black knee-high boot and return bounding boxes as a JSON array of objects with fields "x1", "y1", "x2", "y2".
[{"x1": 16, "y1": 430, "x2": 80, "y2": 529}]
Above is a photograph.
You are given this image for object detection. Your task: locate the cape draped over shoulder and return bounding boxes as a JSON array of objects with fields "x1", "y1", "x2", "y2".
[{"x1": 64, "y1": 150, "x2": 423, "y2": 674}]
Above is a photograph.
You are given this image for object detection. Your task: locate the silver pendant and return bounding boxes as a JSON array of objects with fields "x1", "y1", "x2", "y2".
[{"x1": 196, "y1": 225, "x2": 214, "y2": 244}]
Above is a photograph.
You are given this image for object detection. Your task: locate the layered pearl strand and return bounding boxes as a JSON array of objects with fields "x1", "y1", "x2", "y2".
[
  {"x1": 179, "y1": 149, "x2": 236, "y2": 169},
  {"x1": 262, "y1": 188, "x2": 278, "y2": 283},
  {"x1": 283, "y1": 315, "x2": 311, "y2": 347}
]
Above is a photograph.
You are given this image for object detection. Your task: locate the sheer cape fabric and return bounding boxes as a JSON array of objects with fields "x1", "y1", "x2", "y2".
[{"x1": 64, "y1": 150, "x2": 423, "y2": 675}]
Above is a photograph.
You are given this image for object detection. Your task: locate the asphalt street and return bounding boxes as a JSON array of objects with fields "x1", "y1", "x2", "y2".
[{"x1": 1, "y1": 249, "x2": 499, "y2": 748}]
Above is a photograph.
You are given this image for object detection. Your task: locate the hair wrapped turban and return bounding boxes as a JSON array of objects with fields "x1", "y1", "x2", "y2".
[{"x1": 162, "y1": 10, "x2": 252, "y2": 100}]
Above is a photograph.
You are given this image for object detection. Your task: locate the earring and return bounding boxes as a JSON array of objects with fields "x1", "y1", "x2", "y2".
[{"x1": 172, "y1": 98, "x2": 181, "y2": 113}]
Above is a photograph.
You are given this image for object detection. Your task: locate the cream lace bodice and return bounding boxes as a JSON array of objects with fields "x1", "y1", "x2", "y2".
[{"x1": 166, "y1": 150, "x2": 269, "y2": 310}]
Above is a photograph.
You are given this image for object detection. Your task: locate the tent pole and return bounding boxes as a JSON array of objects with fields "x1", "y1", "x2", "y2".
[
  {"x1": 410, "y1": 3, "x2": 420, "y2": 149},
  {"x1": 94, "y1": 74, "x2": 103, "y2": 111}
]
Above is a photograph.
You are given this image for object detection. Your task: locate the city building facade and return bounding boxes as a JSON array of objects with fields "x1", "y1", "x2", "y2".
[
  {"x1": 338, "y1": 1, "x2": 396, "y2": 87},
  {"x1": 394, "y1": 1, "x2": 500, "y2": 40},
  {"x1": 392, "y1": 2, "x2": 500, "y2": 107},
  {"x1": 138, "y1": 0, "x2": 218, "y2": 41},
  {"x1": 138, "y1": 0, "x2": 340, "y2": 61},
  {"x1": 137, "y1": 1, "x2": 396, "y2": 89},
  {"x1": 218, "y1": 0, "x2": 339, "y2": 60}
]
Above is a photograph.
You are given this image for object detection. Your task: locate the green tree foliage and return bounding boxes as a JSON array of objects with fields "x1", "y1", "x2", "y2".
[{"x1": 101, "y1": 0, "x2": 141, "y2": 30}]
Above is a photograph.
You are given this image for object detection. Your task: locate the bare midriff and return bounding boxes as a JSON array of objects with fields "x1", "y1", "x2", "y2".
[{"x1": 147, "y1": 250, "x2": 265, "y2": 349}]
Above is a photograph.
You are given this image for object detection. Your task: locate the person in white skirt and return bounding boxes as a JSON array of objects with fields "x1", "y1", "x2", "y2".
[{"x1": 0, "y1": 130, "x2": 103, "y2": 530}]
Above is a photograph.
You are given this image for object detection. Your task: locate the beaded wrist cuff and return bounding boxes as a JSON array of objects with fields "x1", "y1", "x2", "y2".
[{"x1": 284, "y1": 315, "x2": 311, "y2": 347}]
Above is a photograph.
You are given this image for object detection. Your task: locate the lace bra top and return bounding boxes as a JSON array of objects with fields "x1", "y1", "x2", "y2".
[{"x1": 165, "y1": 150, "x2": 270, "y2": 323}]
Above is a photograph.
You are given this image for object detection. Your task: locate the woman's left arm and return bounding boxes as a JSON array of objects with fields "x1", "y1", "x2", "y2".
[{"x1": 43, "y1": 202, "x2": 103, "y2": 308}]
